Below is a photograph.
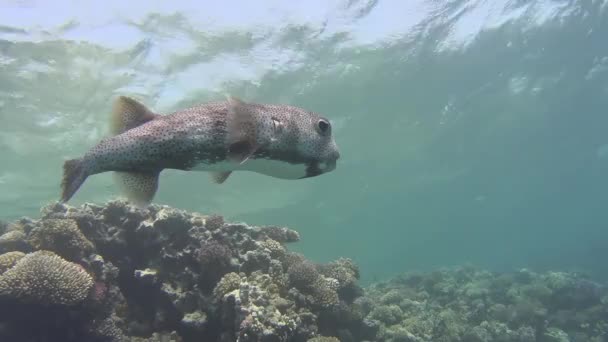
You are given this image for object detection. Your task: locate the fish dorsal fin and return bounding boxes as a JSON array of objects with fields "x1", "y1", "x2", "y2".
[
  {"x1": 113, "y1": 171, "x2": 160, "y2": 208},
  {"x1": 225, "y1": 95, "x2": 258, "y2": 164},
  {"x1": 110, "y1": 96, "x2": 157, "y2": 136},
  {"x1": 210, "y1": 171, "x2": 232, "y2": 184}
]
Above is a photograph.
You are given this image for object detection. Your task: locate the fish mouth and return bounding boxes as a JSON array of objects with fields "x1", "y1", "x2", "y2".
[
  {"x1": 322, "y1": 159, "x2": 337, "y2": 173},
  {"x1": 301, "y1": 159, "x2": 337, "y2": 179}
]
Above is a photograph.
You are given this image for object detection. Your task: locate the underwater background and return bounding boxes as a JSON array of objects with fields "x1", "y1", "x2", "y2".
[{"x1": 1, "y1": 0, "x2": 608, "y2": 288}]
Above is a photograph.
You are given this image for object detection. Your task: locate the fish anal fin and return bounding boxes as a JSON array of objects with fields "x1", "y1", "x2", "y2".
[
  {"x1": 225, "y1": 95, "x2": 258, "y2": 164},
  {"x1": 110, "y1": 96, "x2": 157, "y2": 135},
  {"x1": 113, "y1": 171, "x2": 160, "y2": 208},
  {"x1": 210, "y1": 171, "x2": 232, "y2": 184}
]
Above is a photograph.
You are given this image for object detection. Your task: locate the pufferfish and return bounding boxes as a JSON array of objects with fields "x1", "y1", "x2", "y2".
[{"x1": 59, "y1": 95, "x2": 340, "y2": 207}]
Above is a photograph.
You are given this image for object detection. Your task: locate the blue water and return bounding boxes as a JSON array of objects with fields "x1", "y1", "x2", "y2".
[{"x1": 1, "y1": 0, "x2": 607, "y2": 285}]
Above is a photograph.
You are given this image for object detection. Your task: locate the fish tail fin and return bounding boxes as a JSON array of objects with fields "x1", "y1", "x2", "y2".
[
  {"x1": 110, "y1": 96, "x2": 158, "y2": 135},
  {"x1": 60, "y1": 158, "x2": 88, "y2": 203}
]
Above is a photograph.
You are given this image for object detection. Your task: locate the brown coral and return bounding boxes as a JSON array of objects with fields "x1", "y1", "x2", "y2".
[
  {"x1": 311, "y1": 277, "x2": 340, "y2": 307},
  {"x1": 259, "y1": 225, "x2": 300, "y2": 243},
  {"x1": 288, "y1": 260, "x2": 321, "y2": 291},
  {"x1": 0, "y1": 251, "x2": 25, "y2": 274},
  {"x1": 199, "y1": 239, "x2": 233, "y2": 290},
  {"x1": 204, "y1": 214, "x2": 225, "y2": 230},
  {"x1": 307, "y1": 337, "x2": 340, "y2": 342},
  {"x1": 259, "y1": 239, "x2": 285, "y2": 259},
  {"x1": 318, "y1": 257, "x2": 360, "y2": 289},
  {"x1": 0, "y1": 250, "x2": 94, "y2": 305},
  {"x1": 213, "y1": 272, "x2": 242, "y2": 299},
  {"x1": 27, "y1": 219, "x2": 94, "y2": 260},
  {"x1": 0, "y1": 229, "x2": 28, "y2": 252}
]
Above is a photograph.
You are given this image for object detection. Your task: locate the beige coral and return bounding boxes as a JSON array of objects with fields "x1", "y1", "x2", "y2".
[{"x1": 0, "y1": 250, "x2": 94, "y2": 305}]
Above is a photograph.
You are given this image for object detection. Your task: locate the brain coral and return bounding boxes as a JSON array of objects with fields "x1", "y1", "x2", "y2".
[{"x1": 0, "y1": 250, "x2": 94, "y2": 305}]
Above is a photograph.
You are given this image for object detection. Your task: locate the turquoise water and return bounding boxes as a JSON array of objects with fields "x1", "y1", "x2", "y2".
[{"x1": 1, "y1": 0, "x2": 607, "y2": 286}]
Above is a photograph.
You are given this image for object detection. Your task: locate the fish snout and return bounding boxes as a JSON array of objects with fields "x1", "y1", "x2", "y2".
[
  {"x1": 321, "y1": 148, "x2": 340, "y2": 173},
  {"x1": 323, "y1": 159, "x2": 337, "y2": 173},
  {"x1": 332, "y1": 148, "x2": 340, "y2": 161}
]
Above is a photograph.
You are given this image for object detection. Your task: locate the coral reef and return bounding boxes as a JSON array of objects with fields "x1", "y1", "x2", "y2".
[
  {"x1": 2, "y1": 199, "x2": 607, "y2": 342},
  {"x1": 363, "y1": 266, "x2": 608, "y2": 342},
  {"x1": 0, "y1": 200, "x2": 371, "y2": 341}
]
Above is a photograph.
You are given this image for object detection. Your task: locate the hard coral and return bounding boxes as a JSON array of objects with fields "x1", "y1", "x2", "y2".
[
  {"x1": 0, "y1": 250, "x2": 94, "y2": 306},
  {"x1": 213, "y1": 272, "x2": 242, "y2": 299},
  {"x1": 86, "y1": 316, "x2": 127, "y2": 341},
  {"x1": 199, "y1": 239, "x2": 233, "y2": 289},
  {"x1": 204, "y1": 214, "x2": 225, "y2": 231},
  {"x1": 28, "y1": 218, "x2": 94, "y2": 261},
  {"x1": 259, "y1": 239, "x2": 285, "y2": 260},
  {"x1": 310, "y1": 277, "x2": 340, "y2": 307},
  {"x1": 288, "y1": 259, "x2": 321, "y2": 291},
  {"x1": 217, "y1": 270, "x2": 318, "y2": 341},
  {"x1": 259, "y1": 225, "x2": 300, "y2": 243},
  {"x1": 0, "y1": 229, "x2": 28, "y2": 253},
  {"x1": 307, "y1": 337, "x2": 340, "y2": 342},
  {"x1": 0, "y1": 251, "x2": 25, "y2": 274}
]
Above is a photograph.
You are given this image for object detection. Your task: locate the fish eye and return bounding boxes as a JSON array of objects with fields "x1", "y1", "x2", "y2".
[{"x1": 317, "y1": 119, "x2": 330, "y2": 134}]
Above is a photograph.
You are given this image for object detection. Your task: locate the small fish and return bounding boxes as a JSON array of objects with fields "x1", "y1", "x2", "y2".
[{"x1": 59, "y1": 95, "x2": 340, "y2": 207}]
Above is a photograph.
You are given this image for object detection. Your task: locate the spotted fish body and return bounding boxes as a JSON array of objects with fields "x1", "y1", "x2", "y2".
[{"x1": 60, "y1": 96, "x2": 340, "y2": 206}]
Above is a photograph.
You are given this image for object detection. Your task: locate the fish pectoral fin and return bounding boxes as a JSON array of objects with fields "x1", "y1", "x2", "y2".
[
  {"x1": 225, "y1": 95, "x2": 258, "y2": 164},
  {"x1": 227, "y1": 140, "x2": 258, "y2": 164},
  {"x1": 210, "y1": 171, "x2": 232, "y2": 184},
  {"x1": 110, "y1": 96, "x2": 158, "y2": 135},
  {"x1": 113, "y1": 171, "x2": 160, "y2": 208}
]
